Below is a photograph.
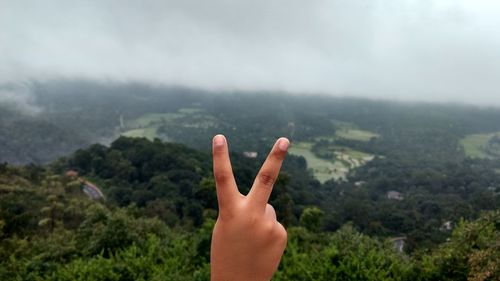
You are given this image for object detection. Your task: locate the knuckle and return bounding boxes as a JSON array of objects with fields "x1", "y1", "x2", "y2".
[
  {"x1": 214, "y1": 171, "x2": 230, "y2": 184},
  {"x1": 273, "y1": 149, "x2": 286, "y2": 161},
  {"x1": 263, "y1": 221, "x2": 276, "y2": 234},
  {"x1": 266, "y1": 203, "x2": 276, "y2": 213},
  {"x1": 280, "y1": 227, "x2": 288, "y2": 241},
  {"x1": 213, "y1": 145, "x2": 225, "y2": 153},
  {"x1": 258, "y1": 172, "x2": 275, "y2": 187},
  {"x1": 275, "y1": 224, "x2": 288, "y2": 241}
]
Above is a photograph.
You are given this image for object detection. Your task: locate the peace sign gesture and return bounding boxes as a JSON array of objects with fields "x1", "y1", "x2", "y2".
[{"x1": 210, "y1": 135, "x2": 289, "y2": 281}]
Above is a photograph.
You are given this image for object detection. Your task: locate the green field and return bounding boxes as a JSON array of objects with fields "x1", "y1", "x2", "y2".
[
  {"x1": 316, "y1": 121, "x2": 379, "y2": 142},
  {"x1": 125, "y1": 113, "x2": 183, "y2": 128},
  {"x1": 178, "y1": 108, "x2": 203, "y2": 114},
  {"x1": 335, "y1": 128, "x2": 379, "y2": 142},
  {"x1": 289, "y1": 142, "x2": 347, "y2": 183},
  {"x1": 289, "y1": 142, "x2": 374, "y2": 183},
  {"x1": 121, "y1": 128, "x2": 159, "y2": 141},
  {"x1": 333, "y1": 120, "x2": 379, "y2": 141},
  {"x1": 288, "y1": 121, "x2": 378, "y2": 182},
  {"x1": 460, "y1": 133, "x2": 500, "y2": 159},
  {"x1": 121, "y1": 108, "x2": 217, "y2": 140}
]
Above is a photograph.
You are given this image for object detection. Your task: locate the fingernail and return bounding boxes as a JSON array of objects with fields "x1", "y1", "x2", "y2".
[
  {"x1": 213, "y1": 135, "x2": 225, "y2": 147},
  {"x1": 278, "y1": 138, "x2": 289, "y2": 152}
]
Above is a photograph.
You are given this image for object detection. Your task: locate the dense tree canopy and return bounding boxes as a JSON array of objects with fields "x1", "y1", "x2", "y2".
[{"x1": 1, "y1": 163, "x2": 498, "y2": 280}]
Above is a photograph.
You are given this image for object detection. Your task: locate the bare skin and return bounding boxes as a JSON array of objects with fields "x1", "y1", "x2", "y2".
[{"x1": 211, "y1": 134, "x2": 289, "y2": 281}]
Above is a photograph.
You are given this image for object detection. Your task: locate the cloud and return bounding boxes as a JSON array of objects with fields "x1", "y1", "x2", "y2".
[
  {"x1": 1, "y1": 0, "x2": 499, "y2": 105},
  {"x1": 0, "y1": 83, "x2": 41, "y2": 115}
]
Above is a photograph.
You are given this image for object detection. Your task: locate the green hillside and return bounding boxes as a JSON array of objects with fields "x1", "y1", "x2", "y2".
[{"x1": 1, "y1": 138, "x2": 499, "y2": 280}]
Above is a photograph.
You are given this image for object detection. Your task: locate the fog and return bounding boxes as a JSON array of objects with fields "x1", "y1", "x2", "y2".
[
  {"x1": 0, "y1": 83, "x2": 41, "y2": 114},
  {"x1": 1, "y1": 0, "x2": 500, "y2": 105}
]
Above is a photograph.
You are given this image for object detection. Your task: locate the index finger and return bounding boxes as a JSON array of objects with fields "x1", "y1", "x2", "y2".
[
  {"x1": 212, "y1": 135, "x2": 239, "y2": 210},
  {"x1": 247, "y1": 137, "x2": 289, "y2": 209}
]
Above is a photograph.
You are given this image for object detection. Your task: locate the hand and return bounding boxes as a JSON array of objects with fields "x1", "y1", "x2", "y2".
[{"x1": 210, "y1": 135, "x2": 289, "y2": 281}]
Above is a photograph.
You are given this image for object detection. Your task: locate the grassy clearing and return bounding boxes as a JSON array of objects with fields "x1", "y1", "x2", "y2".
[
  {"x1": 289, "y1": 142, "x2": 348, "y2": 183},
  {"x1": 121, "y1": 128, "x2": 158, "y2": 141},
  {"x1": 291, "y1": 120, "x2": 378, "y2": 182},
  {"x1": 319, "y1": 120, "x2": 379, "y2": 142},
  {"x1": 335, "y1": 128, "x2": 379, "y2": 142},
  {"x1": 126, "y1": 113, "x2": 182, "y2": 128},
  {"x1": 289, "y1": 142, "x2": 374, "y2": 183},
  {"x1": 460, "y1": 133, "x2": 500, "y2": 159},
  {"x1": 314, "y1": 135, "x2": 337, "y2": 142},
  {"x1": 121, "y1": 107, "x2": 217, "y2": 139},
  {"x1": 314, "y1": 129, "x2": 378, "y2": 143},
  {"x1": 178, "y1": 108, "x2": 203, "y2": 114},
  {"x1": 318, "y1": 145, "x2": 374, "y2": 168}
]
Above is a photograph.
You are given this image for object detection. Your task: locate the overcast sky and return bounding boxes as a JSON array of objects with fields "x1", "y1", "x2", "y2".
[{"x1": 1, "y1": 0, "x2": 500, "y2": 105}]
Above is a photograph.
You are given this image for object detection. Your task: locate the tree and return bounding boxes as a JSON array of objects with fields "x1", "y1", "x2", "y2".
[
  {"x1": 300, "y1": 206, "x2": 325, "y2": 232},
  {"x1": 39, "y1": 195, "x2": 64, "y2": 233},
  {"x1": 423, "y1": 211, "x2": 500, "y2": 281}
]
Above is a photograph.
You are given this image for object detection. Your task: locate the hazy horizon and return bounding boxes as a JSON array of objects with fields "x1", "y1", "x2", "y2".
[{"x1": 1, "y1": 0, "x2": 500, "y2": 106}]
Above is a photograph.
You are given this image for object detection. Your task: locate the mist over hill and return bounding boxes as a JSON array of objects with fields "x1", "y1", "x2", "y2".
[
  {"x1": 3, "y1": 1, "x2": 500, "y2": 105},
  {"x1": 3, "y1": 80, "x2": 500, "y2": 165}
]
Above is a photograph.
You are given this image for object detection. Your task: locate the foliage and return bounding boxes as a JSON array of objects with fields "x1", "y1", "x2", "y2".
[
  {"x1": 1, "y1": 160, "x2": 499, "y2": 280},
  {"x1": 299, "y1": 206, "x2": 325, "y2": 232}
]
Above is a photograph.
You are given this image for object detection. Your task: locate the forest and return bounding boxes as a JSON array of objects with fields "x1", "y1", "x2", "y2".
[{"x1": 1, "y1": 80, "x2": 500, "y2": 280}]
